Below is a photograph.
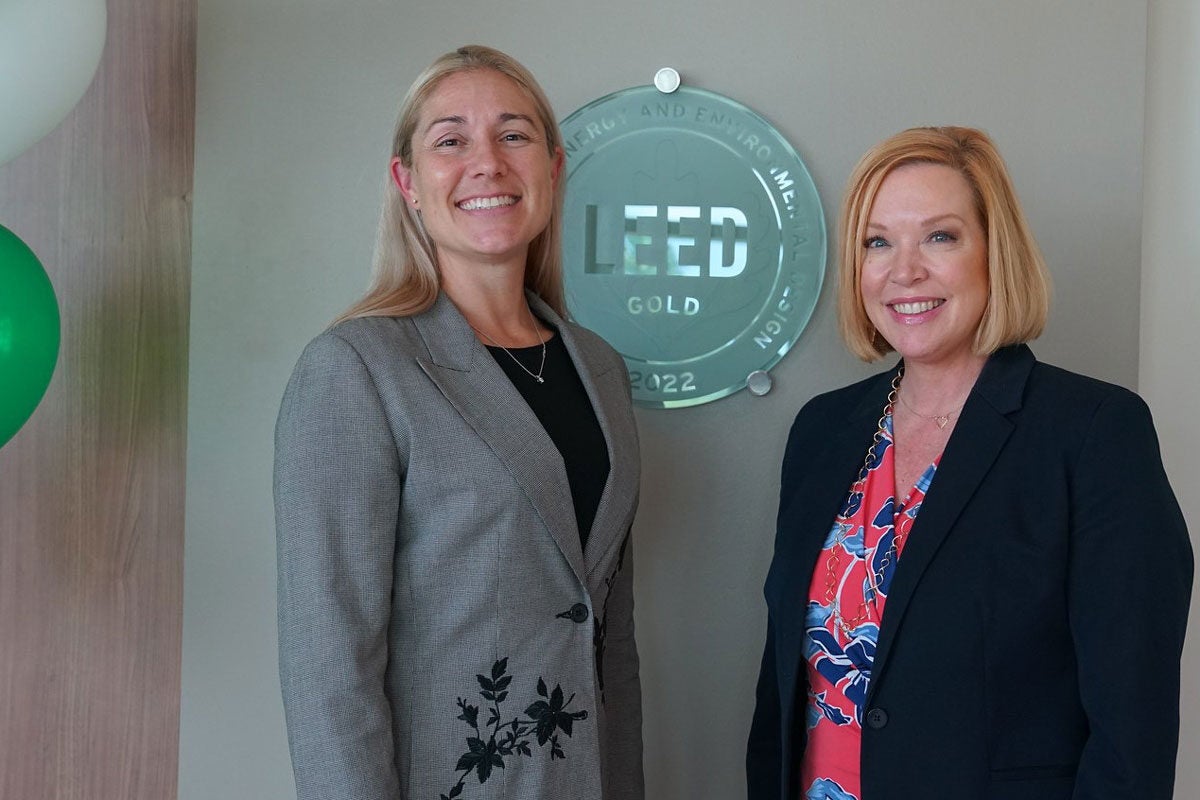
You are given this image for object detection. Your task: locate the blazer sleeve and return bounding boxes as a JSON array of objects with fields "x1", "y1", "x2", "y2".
[
  {"x1": 1067, "y1": 389, "x2": 1193, "y2": 799},
  {"x1": 601, "y1": 530, "x2": 645, "y2": 799},
  {"x1": 747, "y1": 618, "x2": 783, "y2": 800},
  {"x1": 274, "y1": 332, "x2": 404, "y2": 800}
]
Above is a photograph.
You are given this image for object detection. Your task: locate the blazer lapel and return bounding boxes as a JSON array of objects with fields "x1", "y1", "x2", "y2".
[
  {"x1": 866, "y1": 345, "x2": 1034, "y2": 701},
  {"x1": 412, "y1": 293, "x2": 586, "y2": 582},
  {"x1": 528, "y1": 295, "x2": 639, "y2": 578},
  {"x1": 772, "y1": 370, "x2": 897, "y2": 674}
]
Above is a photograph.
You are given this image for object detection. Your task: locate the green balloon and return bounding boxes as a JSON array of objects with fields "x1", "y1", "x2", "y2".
[{"x1": 0, "y1": 224, "x2": 60, "y2": 448}]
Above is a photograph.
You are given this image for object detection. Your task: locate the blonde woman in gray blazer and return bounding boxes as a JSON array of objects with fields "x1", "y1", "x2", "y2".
[{"x1": 274, "y1": 46, "x2": 642, "y2": 800}]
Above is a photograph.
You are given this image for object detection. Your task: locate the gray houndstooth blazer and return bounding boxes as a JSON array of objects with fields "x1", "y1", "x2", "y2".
[{"x1": 274, "y1": 291, "x2": 643, "y2": 800}]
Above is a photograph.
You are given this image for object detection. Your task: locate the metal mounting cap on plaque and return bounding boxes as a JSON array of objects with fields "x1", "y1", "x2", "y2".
[{"x1": 560, "y1": 82, "x2": 826, "y2": 409}]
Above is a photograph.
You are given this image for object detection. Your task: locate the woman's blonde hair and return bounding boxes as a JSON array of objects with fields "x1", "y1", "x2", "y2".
[
  {"x1": 837, "y1": 126, "x2": 1051, "y2": 361},
  {"x1": 336, "y1": 45, "x2": 566, "y2": 324}
]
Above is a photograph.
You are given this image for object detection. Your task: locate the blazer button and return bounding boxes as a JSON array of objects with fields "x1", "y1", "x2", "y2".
[
  {"x1": 865, "y1": 708, "x2": 889, "y2": 729},
  {"x1": 557, "y1": 603, "x2": 590, "y2": 623}
]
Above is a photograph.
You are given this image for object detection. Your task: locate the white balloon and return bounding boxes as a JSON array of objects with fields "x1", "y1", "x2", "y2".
[{"x1": 0, "y1": 0, "x2": 107, "y2": 167}]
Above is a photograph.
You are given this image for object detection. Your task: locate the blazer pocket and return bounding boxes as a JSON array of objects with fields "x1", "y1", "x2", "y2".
[{"x1": 988, "y1": 765, "x2": 1075, "y2": 800}]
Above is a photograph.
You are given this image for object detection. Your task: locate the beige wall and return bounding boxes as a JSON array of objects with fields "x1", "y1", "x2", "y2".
[
  {"x1": 1142, "y1": 0, "x2": 1200, "y2": 795},
  {"x1": 181, "y1": 1, "x2": 1194, "y2": 798}
]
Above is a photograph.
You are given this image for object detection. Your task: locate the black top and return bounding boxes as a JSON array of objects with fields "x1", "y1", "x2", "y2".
[{"x1": 485, "y1": 333, "x2": 610, "y2": 547}]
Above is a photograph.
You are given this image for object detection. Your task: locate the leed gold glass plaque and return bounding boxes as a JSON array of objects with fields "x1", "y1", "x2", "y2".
[{"x1": 561, "y1": 81, "x2": 825, "y2": 408}]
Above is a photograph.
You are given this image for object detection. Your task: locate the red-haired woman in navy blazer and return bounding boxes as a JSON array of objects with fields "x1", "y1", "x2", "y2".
[{"x1": 747, "y1": 126, "x2": 1192, "y2": 800}]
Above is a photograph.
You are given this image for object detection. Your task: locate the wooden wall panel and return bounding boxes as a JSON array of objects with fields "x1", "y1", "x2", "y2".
[{"x1": 0, "y1": 1, "x2": 195, "y2": 799}]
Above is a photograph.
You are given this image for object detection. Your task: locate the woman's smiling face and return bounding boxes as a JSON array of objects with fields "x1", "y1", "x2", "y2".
[
  {"x1": 391, "y1": 68, "x2": 562, "y2": 276},
  {"x1": 859, "y1": 162, "x2": 989, "y2": 370}
]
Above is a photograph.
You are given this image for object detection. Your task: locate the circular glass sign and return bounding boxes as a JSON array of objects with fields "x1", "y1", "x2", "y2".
[{"x1": 560, "y1": 85, "x2": 825, "y2": 408}]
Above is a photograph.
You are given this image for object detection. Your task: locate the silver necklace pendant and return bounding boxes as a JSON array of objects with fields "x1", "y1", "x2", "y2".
[{"x1": 471, "y1": 303, "x2": 548, "y2": 385}]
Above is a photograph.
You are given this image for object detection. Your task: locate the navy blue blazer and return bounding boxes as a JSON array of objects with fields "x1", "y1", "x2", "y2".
[{"x1": 747, "y1": 345, "x2": 1192, "y2": 800}]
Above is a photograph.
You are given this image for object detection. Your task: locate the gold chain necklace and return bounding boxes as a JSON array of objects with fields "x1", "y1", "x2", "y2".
[
  {"x1": 895, "y1": 383, "x2": 964, "y2": 430},
  {"x1": 824, "y1": 368, "x2": 916, "y2": 636}
]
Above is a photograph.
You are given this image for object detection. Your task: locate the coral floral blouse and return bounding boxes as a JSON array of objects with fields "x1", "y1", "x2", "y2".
[{"x1": 799, "y1": 412, "x2": 939, "y2": 800}]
